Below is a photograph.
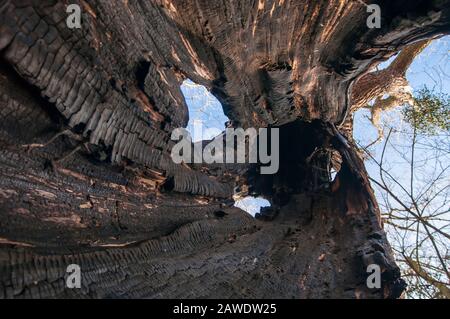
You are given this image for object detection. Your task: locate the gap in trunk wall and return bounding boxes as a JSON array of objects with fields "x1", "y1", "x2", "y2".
[{"x1": 180, "y1": 79, "x2": 229, "y2": 142}]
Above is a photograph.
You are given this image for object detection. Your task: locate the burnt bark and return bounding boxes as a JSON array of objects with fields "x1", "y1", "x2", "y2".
[{"x1": 0, "y1": 0, "x2": 449, "y2": 298}]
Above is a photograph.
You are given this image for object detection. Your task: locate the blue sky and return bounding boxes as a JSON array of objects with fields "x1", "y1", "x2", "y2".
[
  {"x1": 352, "y1": 37, "x2": 449, "y2": 292},
  {"x1": 355, "y1": 36, "x2": 449, "y2": 144},
  {"x1": 180, "y1": 81, "x2": 229, "y2": 142},
  {"x1": 180, "y1": 80, "x2": 270, "y2": 215},
  {"x1": 354, "y1": 36, "x2": 449, "y2": 196}
]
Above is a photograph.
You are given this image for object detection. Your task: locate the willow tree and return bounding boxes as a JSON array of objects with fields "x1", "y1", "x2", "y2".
[{"x1": 0, "y1": 0, "x2": 449, "y2": 299}]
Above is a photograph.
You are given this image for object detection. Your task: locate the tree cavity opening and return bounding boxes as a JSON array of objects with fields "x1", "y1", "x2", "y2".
[
  {"x1": 234, "y1": 196, "x2": 271, "y2": 217},
  {"x1": 180, "y1": 79, "x2": 230, "y2": 142}
]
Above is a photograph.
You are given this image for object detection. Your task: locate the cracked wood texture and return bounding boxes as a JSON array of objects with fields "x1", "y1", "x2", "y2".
[{"x1": 0, "y1": 0, "x2": 449, "y2": 299}]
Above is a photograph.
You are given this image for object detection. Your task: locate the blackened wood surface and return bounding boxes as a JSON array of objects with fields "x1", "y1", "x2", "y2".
[{"x1": 0, "y1": 0, "x2": 448, "y2": 298}]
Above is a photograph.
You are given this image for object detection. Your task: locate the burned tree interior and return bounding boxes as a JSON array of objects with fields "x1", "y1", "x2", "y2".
[{"x1": 0, "y1": 0, "x2": 449, "y2": 298}]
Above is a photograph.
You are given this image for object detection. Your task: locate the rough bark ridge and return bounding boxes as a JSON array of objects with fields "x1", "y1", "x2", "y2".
[{"x1": 0, "y1": 0, "x2": 449, "y2": 298}]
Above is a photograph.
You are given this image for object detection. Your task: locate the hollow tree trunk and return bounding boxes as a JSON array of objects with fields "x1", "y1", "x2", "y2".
[{"x1": 0, "y1": 0, "x2": 449, "y2": 299}]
